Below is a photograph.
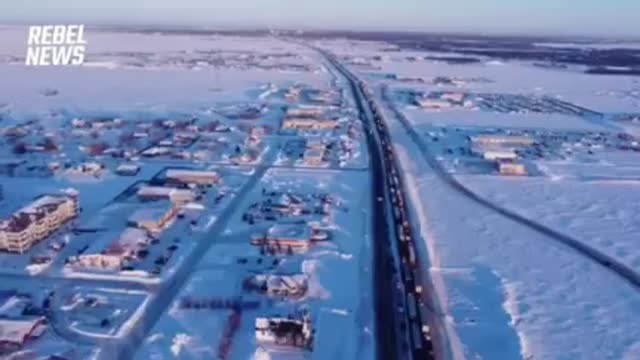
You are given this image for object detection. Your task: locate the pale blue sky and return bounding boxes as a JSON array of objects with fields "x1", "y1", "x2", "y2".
[{"x1": 0, "y1": 0, "x2": 638, "y2": 37}]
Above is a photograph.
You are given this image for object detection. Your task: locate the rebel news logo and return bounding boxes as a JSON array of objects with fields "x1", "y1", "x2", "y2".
[{"x1": 26, "y1": 25, "x2": 87, "y2": 66}]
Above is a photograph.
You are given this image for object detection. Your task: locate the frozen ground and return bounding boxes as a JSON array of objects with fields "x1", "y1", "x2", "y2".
[
  {"x1": 2, "y1": 23, "x2": 640, "y2": 360},
  {"x1": 316, "y1": 38, "x2": 640, "y2": 114},
  {"x1": 315, "y1": 36, "x2": 640, "y2": 360},
  {"x1": 0, "y1": 26, "x2": 330, "y2": 117},
  {"x1": 392, "y1": 130, "x2": 640, "y2": 360},
  {"x1": 136, "y1": 168, "x2": 373, "y2": 360},
  {"x1": 461, "y1": 175, "x2": 640, "y2": 272},
  {"x1": 402, "y1": 107, "x2": 611, "y2": 132}
]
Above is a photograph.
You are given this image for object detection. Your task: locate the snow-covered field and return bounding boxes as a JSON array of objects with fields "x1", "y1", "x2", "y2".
[
  {"x1": 0, "y1": 26, "x2": 330, "y2": 117},
  {"x1": 402, "y1": 108, "x2": 611, "y2": 131},
  {"x1": 317, "y1": 36, "x2": 640, "y2": 360},
  {"x1": 461, "y1": 175, "x2": 640, "y2": 271}
]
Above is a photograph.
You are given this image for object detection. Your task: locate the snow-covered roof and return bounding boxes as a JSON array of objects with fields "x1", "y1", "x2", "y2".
[
  {"x1": 128, "y1": 201, "x2": 174, "y2": 224},
  {"x1": 166, "y1": 169, "x2": 219, "y2": 180},
  {"x1": 137, "y1": 186, "x2": 195, "y2": 199},
  {"x1": 267, "y1": 224, "x2": 311, "y2": 241},
  {"x1": 0, "y1": 317, "x2": 45, "y2": 344}
]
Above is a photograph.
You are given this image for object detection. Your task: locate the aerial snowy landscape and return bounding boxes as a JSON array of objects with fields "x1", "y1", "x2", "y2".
[{"x1": 0, "y1": 22, "x2": 639, "y2": 360}]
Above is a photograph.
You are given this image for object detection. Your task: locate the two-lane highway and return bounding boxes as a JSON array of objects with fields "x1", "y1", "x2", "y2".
[{"x1": 315, "y1": 46, "x2": 437, "y2": 360}]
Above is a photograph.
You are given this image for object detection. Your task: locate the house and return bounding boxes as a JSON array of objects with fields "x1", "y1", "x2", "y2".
[
  {"x1": 282, "y1": 118, "x2": 338, "y2": 131},
  {"x1": 166, "y1": 169, "x2": 220, "y2": 186},
  {"x1": 255, "y1": 309, "x2": 314, "y2": 350},
  {"x1": 251, "y1": 225, "x2": 329, "y2": 252},
  {"x1": 252, "y1": 225, "x2": 312, "y2": 251},
  {"x1": 71, "y1": 253, "x2": 123, "y2": 271},
  {"x1": 141, "y1": 146, "x2": 170, "y2": 157},
  {"x1": 0, "y1": 194, "x2": 78, "y2": 253},
  {"x1": 285, "y1": 107, "x2": 325, "y2": 118},
  {"x1": 303, "y1": 147, "x2": 327, "y2": 166},
  {"x1": 471, "y1": 135, "x2": 535, "y2": 147},
  {"x1": 244, "y1": 274, "x2": 308, "y2": 298},
  {"x1": 482, "y1": 150, "x2": 518, "y2": 161},
  {"x1": 285, "y1": 87, "x2": 302, "y2": 102},
  {"x1": 71, "y1": 118, "x2": 86, "y2": 128},
  {"x1": 137, "y1": 186, "x2": 196, "y2": 204},
  {"x1": 440, "y1": 92, "x2": 465, "y2": 103},
  {"x1": 71, "y1": 227, "x2": 151, "y2": 271},
  {"x1": 0, "y1": 317, "x2": 47, "y2": 351},
  {"x1": 416, "y1": 98, "x2": 452, "y2": 109},
  {"x1": 116, "y1": 164, "x2": 140, "y2": 176},
  {"x1": 66, "y1": 162, "x2": 104, "y2": 176},
  {"x1": 498, "y1": 161, "x2": 528, "y2": 176},
  {"x1": 128, "y1": 202, "x2": 178, "y2": 233}
]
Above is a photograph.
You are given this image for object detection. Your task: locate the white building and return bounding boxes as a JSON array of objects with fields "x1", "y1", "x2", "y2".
[
  {"x1": 128, "y1": 201, "x2": 178, "y2": 234},
  {"x1": 471, "y1": 135, "x2": 535, "y2": 147},
  {"x1": 482, "y1": 150, "x2": 518, "y2": 161},
  {"x1": 116, "y1": 164, "x2": 140, "y2": 176},
  {"x1": 70, "y1": 227, "x2": 151, "y2": 271},
  {"x1": 137, "y1": 186, "x2": 196, "y2": 204},
  {"x1": 416, "y1": 98, "x2": 452, "y2": 109},
  {"x1": 498, "y1": 161, "x2": 528, "y2": 176}
]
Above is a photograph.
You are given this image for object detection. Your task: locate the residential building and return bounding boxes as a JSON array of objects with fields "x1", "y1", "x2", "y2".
[
  {"x1": 0, "y1": 194, "x2": 78, "y2": 253},
  {"x1": 245, "y1": 273, "x2": 309, "y2": 298},
  {"x1": 141, "y1": 146, "x2": 170, "y2": 157},
  {"x1": 416, "y1": 98, "x2": 452, "y2": 109},
  {"x1": 70, "y1": 227, "x2": 150, "y2": 271},
  {"x1": 116, "y1": 164, "x2": 140, "y2": 176},
  {"x1": 137, "y1": 186, "x2": 196, "y2": 204},
  {"x1": 282, "y1": 118, "x2": 338, "y2": 131},
  {"x1": 71, "y1": 254, "x2": 123, "y2": 271},
  {"x1": 128, "y1": 201, "x2": 178, "y2": 234},
  {"x1": 166, "y1": 169, "x2": 220, "y2": 185},
  {"x1": 255, "y1": 310, "x2": 314, "y2": 350},
  {"x1": 303, "y1": 147, "x2": 327, "y2": 166},
  {"x1": 251, "y1": 225, "x2": 329, "y2": 252},
  {"x1": 286, "y1": 107, "x2": 325, "y2": 118},
  {"x1": 440, "y1": 92, "x2": 465, "y2": 103},
  {"x1": 498, "y1": 161, "x2": 528, "y2": 176},
  {"x1": 471, "y1": 135, "x2": 535, "y2": 147},
  {"x1": 482, "y1": 150, "x2": 518, "y2": 161},
  {"x1": 0, "y1": 317, "x2": 47, "y2": 351}
]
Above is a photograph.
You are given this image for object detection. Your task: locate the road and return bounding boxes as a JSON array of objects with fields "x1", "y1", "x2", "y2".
[
  {"x1": 105, "y1": 153, "x2": 273, "y2": 360},
  {"x1": 315, "y1": 47, "x2": 437, "y2": 360},
  {"x1": 379, "y1": 84, "x2": 640, "y2": 292},
  {"x1": 0, "y1": 149, "x2": 275, "y2": 358}
]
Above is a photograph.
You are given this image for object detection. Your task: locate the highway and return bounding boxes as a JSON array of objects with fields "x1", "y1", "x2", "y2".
[{"x1": 315, "y1": 47, "x2": 437, "y2": 360}]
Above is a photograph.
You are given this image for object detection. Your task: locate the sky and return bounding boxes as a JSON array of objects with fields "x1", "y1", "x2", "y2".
[{"x1": 0, "y1": 0, "x2": 639, "y2": 38}]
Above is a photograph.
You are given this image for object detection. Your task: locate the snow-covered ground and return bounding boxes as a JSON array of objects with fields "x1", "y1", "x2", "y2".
[
  {"x1": 316, "y1": 36, "x2": 640, "y2": 360},
  {"x1": 0, "y1": 26, "x2": 330, "y2": 118},
  {"x1": 136, "y1": 168, "x2": 374, "y2": 360},
  {"x1": 461, "y1": 175, "x2": 640, "y2": 272},
  {"x1": 0, "y1": 26, "x2": 372, "y2": 360},
  {"x1": 2, "y1": 23, "x2": 640, "y2": 360}
]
